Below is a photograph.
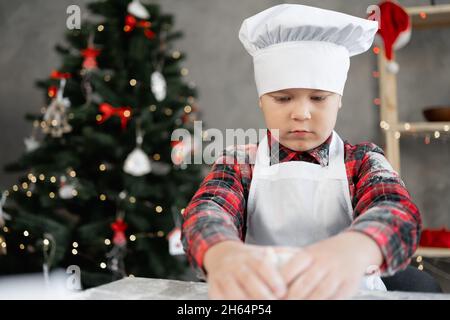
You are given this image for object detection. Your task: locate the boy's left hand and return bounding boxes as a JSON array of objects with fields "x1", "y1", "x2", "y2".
[{"x1": 278, "y1": 231, "x2": 383, "y2": 300}]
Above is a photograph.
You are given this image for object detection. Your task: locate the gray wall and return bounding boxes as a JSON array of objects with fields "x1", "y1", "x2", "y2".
[{"x1": 1, "y1": 0, "x2": 449, "y2": 228}]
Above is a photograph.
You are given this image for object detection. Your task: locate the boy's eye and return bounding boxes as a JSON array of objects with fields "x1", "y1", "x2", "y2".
[
  {"x1": 311, "y1": 96, "x2": 327, "y2": 101},
  {"x1": 274, "y1": 96, "x2": 291, "y2": 102}
]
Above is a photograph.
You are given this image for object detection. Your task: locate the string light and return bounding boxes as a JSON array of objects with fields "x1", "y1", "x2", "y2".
[
  {"x1": 157, "y1": 231, "x2": 164, "y2": 237},
  {"x1": 99, "y1": 194, "x2": 106, "y2": 201},
  {"x1": 418, "y1": 264, "x2": 424, "y2": 270},
  {"x1": 379, "y1": 121, "x2": 390, "y2": 130},
  {"x1": 104, "y1": 74, "x2": 111, "y2": 82},
  {"x1": 23, "y1": 230, "x2": 29, "y2": 237},
  {"x1": 404, "y1": 123, "x2": 411, "y2": 131},
  {"x1": 72, "y1": 190, "x2": 78, "y2": 197},
  {"x1": 26, "y1": 191, "x2": 32, "y2": 197},
  {"x1": 99, "y1": 164, "x2": 106, "y2": 171},
  {"x1": 416, "y1": 256, "x2": 422, "y2": 263},
  {"x1": 129, "y1": 79, "x2": 137, "y2": 86},
  {"x1": 184, "y1": 105, "x2": 192, "y2": 113},
  {"x1": 104, "y1": 239, "x2": 111, "y2": 245},
  {"x1": 153, "y1": 154, "x2": 161, "y2": 161},
  {"x1": 71, "y1": 249, "x2": 77, "y2": 255},
  {"x1": 3, "y1": 227, "x2": 8, "y2": 233},
  {"x1": 172, "y1": 51, "x2": 181, "y2": 59},
  {"x1": 129, "y1": 196, "x2": 136, "y2": 204},
  {"x1": 27, "y1": 173, "x2": 34, "y2": 180},
  {"x1": 19, "y1": 244, "x2": 25, "y2": 250},
  {"x1": 72, "y1": 242, "x2": 78, "y2": 248},
  {"x1": 43, "y1": 239, "x2": 50, "y2": 246},
  {"x1": 12, "y1": 185, "x2": 18, "y2": 192},
  {"x1": 49, "y1": 192, "x2": 55, "y2": 199},
  {"x1": 129, "y1": 235, "x2": 136, "y2": 241},
  {"x1": 149, "y1": 105, "x2": 157, "y2": 112},
  {"x1": 69, "y1": 170, "x2": 76, "y2": 178},
  {"x1": 164, "y1": 108, "x2": 173, "y2": 116},
  {"x1": 155, "y1": 206, "x2": 163, "y2": 213},
  {"x1": 123, "y1": 110, "x2": 131, "y2": 118},
  {"x1": 444, "y1": 125, "x2": 449, "y2": 132},
  {"x1": 180, "y1": 68, "x2": 189, "y2": 76},
  {"x1": 39, "y1": 174, "x2": 45, "y2": 181},
  {"x1": 394, "y1": 131, "x2": 401, "y2": 139},
  {"x1": 22, "y1": 182, "x2": 28, "y2": 189},
  {"x1": 97, "y1": 24, "x2": 104, "y2": 32},
  {"x1": 373, "y1": 46, "x2": 380, "y2": 55},
  {"x1": 50, "y1": 176, "x2": 57, "y2": 183},
  {"x1": 96, "y1": 115, "x2": 102, "y2": 121},
  {"x1": 180, "y1": 208, "x2": 185, "y2": 214},
  {"x1": 100, "y1": 262, "x2": 107, "y2": 269},
  {"x1": 434, "y1": 131, "x2": 440, "y2": 139}
]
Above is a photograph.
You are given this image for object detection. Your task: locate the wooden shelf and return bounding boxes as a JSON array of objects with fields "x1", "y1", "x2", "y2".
[
  {"x1": 377, "y1": 5, "x2": 450, "y2": 174},
  {"x1": 406, "y1": 4, "x2": 450, "y2": 29},
  {"x1": 391, "y1": 121, "x2": 450, "y2": 133},
  {"x1": 414, "y1": 247, "x2": 450, "y2": 258}
]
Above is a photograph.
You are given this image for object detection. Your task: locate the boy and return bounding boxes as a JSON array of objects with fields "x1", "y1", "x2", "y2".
[{"x1": 181, "y1": 4, "x2": 422, "y2": 299}]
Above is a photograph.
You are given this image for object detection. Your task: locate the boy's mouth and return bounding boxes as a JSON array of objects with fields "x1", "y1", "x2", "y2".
[{"x1": 288, "y1": 129, "x2": 312, "y2": 137}]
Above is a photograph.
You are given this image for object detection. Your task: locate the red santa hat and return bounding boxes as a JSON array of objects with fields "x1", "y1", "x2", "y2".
[{"x1": 375, "y1": 1, "x2": 412, "y2": 73}]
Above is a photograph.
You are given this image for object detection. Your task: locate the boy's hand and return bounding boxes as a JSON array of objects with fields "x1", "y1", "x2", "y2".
[
  {"x1": 204, "y1": 241, "x2": 312, "y2": 300},
  {"x1": 279, "y1": 231, "x2": 384, "y2": 300}
]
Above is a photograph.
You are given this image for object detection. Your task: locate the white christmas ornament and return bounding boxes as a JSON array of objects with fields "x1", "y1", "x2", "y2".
[
  {"x1": 0, "y1": 191, "x2": 11, "y2": 228},
  {"x1": 127, "y1": 0, "x2": 150, "y2": 19},
  {"x1": 58, "y1": 176, "x2": 76, "y2": 199},
  {"x1": 24, "y1": 136, "x2": 40, "y2": 152},
  {"x1": 167, "y1": 227, "x2": 184, "y2": 256},
  {"x1": 151, "y1": 71, "x2": 167, "y2": 102},
  {"x1": 43, "y1": 79, "x2": 72, "y2": 137},
  {"x1": 123, "y1": 148, "x2": 152, "y2": 176},
  {"x1": 123, "y1": 131, "x2": 152, "y2": 176}
]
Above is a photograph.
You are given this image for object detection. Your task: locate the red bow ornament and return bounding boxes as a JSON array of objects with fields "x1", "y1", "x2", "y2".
[
  {"x1": 97, "y1": 103, "x2": 132, "y2": 130},
  {"x1": 50, "y1": 70, "x2": 72, "y2": 80},
  {"x1": 124, "y1": 14, "x2": 156, "y2": 39}
]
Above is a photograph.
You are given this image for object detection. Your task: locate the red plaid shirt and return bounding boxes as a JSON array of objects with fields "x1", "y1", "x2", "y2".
[{"x1": 181, "y1": 130, "x2": 422, "y2": 280}]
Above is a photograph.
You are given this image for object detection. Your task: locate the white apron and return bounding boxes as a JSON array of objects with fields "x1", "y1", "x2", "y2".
[{"x1": 245, "y1": 131, "x2": 386, "y2": 292}]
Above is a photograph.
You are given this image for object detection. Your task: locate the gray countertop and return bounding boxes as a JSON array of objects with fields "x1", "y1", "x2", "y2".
[{"x1": 77, "y1": 277, "x2": 450, "y2": 300}]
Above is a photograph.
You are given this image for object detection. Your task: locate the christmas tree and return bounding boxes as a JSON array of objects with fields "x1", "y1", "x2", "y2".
[{"x1": 0, "y1": 0, "x2": 204, "y2": 288}]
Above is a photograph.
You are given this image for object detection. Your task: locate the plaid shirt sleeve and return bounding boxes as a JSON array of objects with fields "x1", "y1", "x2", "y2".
[
  {"x1": 346, "y1": 142, "x2": 422, "y2": 276},
  {"x1": 181, "y1": 145, "x2": 254, "y2": 280}
]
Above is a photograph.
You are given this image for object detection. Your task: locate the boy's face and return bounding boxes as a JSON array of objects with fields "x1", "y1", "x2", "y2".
[{"x1": 259, "y1": 88, "x2": 342, "y2": 152}]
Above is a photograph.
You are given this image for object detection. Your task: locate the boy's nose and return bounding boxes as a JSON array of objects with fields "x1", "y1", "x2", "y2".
[{"x1": 291, "y1": 104, "x2": 312, "y2": 121}]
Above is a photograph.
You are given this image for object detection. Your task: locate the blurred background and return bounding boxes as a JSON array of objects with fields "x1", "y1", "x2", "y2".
[{"x1": 0, "y1": 0, "x2": 449, "y2": 295}]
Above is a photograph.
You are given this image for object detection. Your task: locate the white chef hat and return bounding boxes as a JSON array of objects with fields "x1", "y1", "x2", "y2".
[{"x1": 238, "y1": 4, "x2": 379, "y2": 97}]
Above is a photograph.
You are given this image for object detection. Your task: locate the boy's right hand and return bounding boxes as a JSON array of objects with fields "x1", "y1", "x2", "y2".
[{"x1": 204, "y1": 241, "x2": 306, "y2": 300}]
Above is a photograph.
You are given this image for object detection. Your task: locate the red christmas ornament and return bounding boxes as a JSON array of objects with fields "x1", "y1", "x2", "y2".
[
  {"x1": 111, "y1": 218, "x2": 128, "y2": 246},
  {"x1": 81, "y1": 47, "x2": 101, "y2": 70},
  {"x1": 97, "y1": 103, "x2": 132, "y2": 130},
  {"x1": 124, "y1": 14, "x2": 155, "y2": 39}
]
